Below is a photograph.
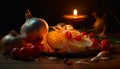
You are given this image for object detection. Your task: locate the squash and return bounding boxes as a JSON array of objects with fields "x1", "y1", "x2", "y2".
[{"x1": 20, "y1": 10, "x2": 49, "y2": 44}]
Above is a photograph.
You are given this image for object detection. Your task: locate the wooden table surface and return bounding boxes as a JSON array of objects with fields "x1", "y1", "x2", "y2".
[{"x1": 0, "y1": 44, "x2": 120, "y2": 69}]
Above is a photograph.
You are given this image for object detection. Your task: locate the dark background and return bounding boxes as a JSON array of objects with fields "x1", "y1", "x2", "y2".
[{"x1": 0, "y1": 0, "x2": 120, "y2": 35}]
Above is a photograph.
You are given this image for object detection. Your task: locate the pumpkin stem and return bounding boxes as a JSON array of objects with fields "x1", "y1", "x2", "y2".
[{"x1": 25, "y1": 9, "x2": 33, "y2": 19}]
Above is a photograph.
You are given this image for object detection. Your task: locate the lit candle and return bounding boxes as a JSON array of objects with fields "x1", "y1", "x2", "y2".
[
  {"x1": 63, "y1": 9, "x2": 87, "y2": 29},
  {"x1": 63, "y1": 9, "x2": 87, "y2": 21}
]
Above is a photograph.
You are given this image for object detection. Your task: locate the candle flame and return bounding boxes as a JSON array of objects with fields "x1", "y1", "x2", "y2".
[{"x1": 73, "y1": 9, "x2": 77, "y2": 16}]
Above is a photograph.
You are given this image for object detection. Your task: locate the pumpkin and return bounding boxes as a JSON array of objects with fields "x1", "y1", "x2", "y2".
[
  {"x1": 20, "y1": 10, "x2": 49, "y2": 44},
  {"x1": 46, "y1": 31, "x2": 68, "y2": 52}
]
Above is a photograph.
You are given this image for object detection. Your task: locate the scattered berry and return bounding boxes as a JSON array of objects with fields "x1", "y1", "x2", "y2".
[
  {"x1": 65, "y1": 61, "x2": 74, "y2": 65},
  {"x1": 64, "y1": 31, "x2": 72, "y2": 40},
  {"x1": 74, "y1": 34, "x2": 82, "y2": 41},
  {"x1": 10, "y1": 47, "x2": 20, "y2": 59},
  {"x1": 99, "y1": 39, "x2": 111, "y2": 51},
  {"x1": 80, "y1": 31, "x2": 88, "y2": 37},
  {"x1": 18, "y1": 47, "x2": 31, "y2": 61},
  {"x1": 64, "y1": 58, "x2": 69, "y2": 63}
]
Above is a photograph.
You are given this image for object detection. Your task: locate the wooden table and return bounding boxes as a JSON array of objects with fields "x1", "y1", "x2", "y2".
[{"x1": 0, "y1": 44, "x2": 120, "y2": 69}]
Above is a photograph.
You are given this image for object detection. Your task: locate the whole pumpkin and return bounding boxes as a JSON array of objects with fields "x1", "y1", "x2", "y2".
[{"x1": 20, "y1": 10, "x2": 49, "y2": 44}]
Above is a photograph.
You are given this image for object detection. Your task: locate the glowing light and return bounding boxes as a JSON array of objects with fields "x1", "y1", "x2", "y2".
[
  {"x1": 73, "y1": 9, "x2": 78, "y2": 16},
  {"x1": 63, "y1": 9, "x2": 87, "y2": 21}
]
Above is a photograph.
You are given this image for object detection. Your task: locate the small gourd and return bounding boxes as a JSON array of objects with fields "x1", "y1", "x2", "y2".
[{"x1": 20, "y1": 10, "x2": 49, "y2": 44}]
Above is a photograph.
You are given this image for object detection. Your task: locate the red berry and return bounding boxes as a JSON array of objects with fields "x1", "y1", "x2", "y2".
[
  {"x1": 80, "y1": 31, "x2": 88, "y2": 37},
  {"x1": 64, "y1": 58, "x2": 69, "y2": 63},
  {"x1": 18, "y1": 47, "x2": 31, "y2": 60},
  {"x1": 91, "y1": 38, "x2": 99, "y2": 47},
  {"x1": 65, "y1": 61, "x2": 73, "y2": 65},
  {"x1": 101, "y1": 39, "x2": 110, "y2": 46},
  {"x1": 64, "y1": 31, "x2": 72, "y2": 40},
  {"x1": 74, "y1": 34, "x2": 82, "y2": 41},
  {"x1": 100, "y1": 39, "x2": 111, "y2": 51},
  {"x1": 10, "y1": 48, "x2": 20, "y2": 59},
  {"x1": 29, "y1": 45, "x2": 41, "y2": 58}
]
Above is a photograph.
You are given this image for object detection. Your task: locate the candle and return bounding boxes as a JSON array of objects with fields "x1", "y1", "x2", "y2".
[
  {"x1": 63, "y1": 9, "x2": 87, "y2": 21},
  {"x1": 63, "y1": 9, "x2": 88, "y2": 29}
]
